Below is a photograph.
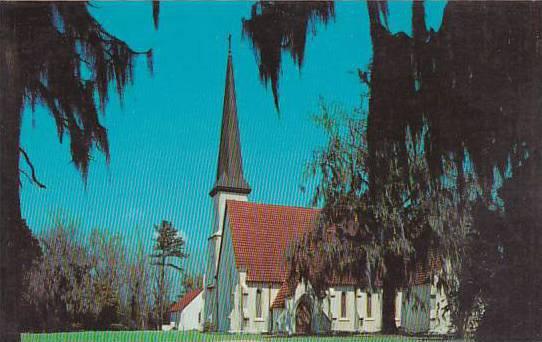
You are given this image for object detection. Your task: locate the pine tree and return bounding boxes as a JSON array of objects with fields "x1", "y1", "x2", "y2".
[{"x1": 150, "y1": 220, "x2": 187, "y2": 328}]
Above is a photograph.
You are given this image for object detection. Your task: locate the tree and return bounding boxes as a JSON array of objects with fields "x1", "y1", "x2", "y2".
[
  {"x1": 0, "y1": 3, "x2": 157, "y2": 338},
  {"x1": 150, "y1": 220, "x2": 187, "y2": 328},
  {"x1": 23, "y1": 218, "x2": 158, "y2": 332},
  {"x1": 89, "y1": 229, "x2": 130, "y2": 330},
  {"x1": 288, "y1": 104, "x2": 470, "y2": 332},
  {"x1": 243, "y1": 1, "x2": 542, "y2": 336},
  {"x1": 180, "y1": 273, "x2": 204, "y2": 298},
  {"x1": 23, "y1": 219, "x2": 95, "y2": 332},
  {"x1": 128, "y1": 243, "x2": 153, "y2": 330}
]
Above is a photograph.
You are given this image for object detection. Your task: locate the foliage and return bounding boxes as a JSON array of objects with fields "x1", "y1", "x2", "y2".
[
  {"x1": 242, "y1": 1, "x2": 334, "y2": 109},
  {"x1": 22, "y1": 219, "x2": 155, "y2": 332},
  {"x1": 0, "y1": 3, "x2": 157, "y2": 338},
  {"x1": 23, "y1": 220, "x2": 95, "y2": 332},
  {"x1": 288, "y1": 104, "x2": 471, "y2": 332},
  {"x1": 127, "y1": 244, "x2": 154, "y2": 330},
  {"x1": 180, "y1": 273, "x2": 204, "y2": 298},
  {"x1": 150, "y1": 220, "x2": 187, "y2": 327},
  {"x1": 453, "y1": 154, "x2": 542, "y2": 341},
  {"x1": 244, "y1": 1, "x2": 542, "y2": 338},
  {"x1": 3, "y1": 2, "x2": 154, "y2": 177}
]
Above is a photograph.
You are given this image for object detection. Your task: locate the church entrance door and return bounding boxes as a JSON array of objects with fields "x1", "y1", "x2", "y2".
[{"x1": 295, "y1": 295, "x2": 312, "y2": 334}]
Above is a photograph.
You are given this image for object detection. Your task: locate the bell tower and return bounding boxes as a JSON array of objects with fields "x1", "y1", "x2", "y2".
[{"x1": 204, "y1": 35, "x2": 250, "y2": 329}]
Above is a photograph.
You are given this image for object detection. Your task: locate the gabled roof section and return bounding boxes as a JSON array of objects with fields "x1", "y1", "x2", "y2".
[
  {"x1": 271, "y1": 281, "x2": 294, "y2": 309},
  {"x1": 169, "y1": 288, "x2": 203, "y2": 313},
  {"x1": 210, "y1": 44, "x2": 251, "y2": 197},
  {"x1": 225, "y1": 200, "x2": 320, "y2": 283}
]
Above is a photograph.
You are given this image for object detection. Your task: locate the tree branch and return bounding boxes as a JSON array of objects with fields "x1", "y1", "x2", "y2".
[
  {"x1": 165, "y1": 263, "x2": 183, "y2": 272},
  {"x1": 19, "y1": 147, "x2": 46, "y2": 189}
]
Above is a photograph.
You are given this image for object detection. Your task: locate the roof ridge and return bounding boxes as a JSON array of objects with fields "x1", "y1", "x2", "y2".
[{"x1": 226, "y1": 199, "x2": 320, "y2": 212}]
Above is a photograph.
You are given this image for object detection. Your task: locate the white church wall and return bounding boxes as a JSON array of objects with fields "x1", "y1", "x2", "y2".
[
  {"x1": 396, "y1": 291, "x2": 403, "y2": 328},
  {"x1": 401, "y1": 284, "x2": 431, "y2": 334},
  {"x1": 278, "y1": 281, "x2": 333, "y2": 334},
  {"x1": 205, "y1": 192, "x2": 248, "y2": 330},
  {"x1": 241, "y1": 281, "x2": 280, "y2": 333},
  {"x1": 429, "y1": 280, "x2": 452, "y2": 335},
  {"x1": 234, "y1": 269, "x2": 281, "y2": 334},
  {"x1": 203, "y1": 286, "x2": 216, "y2": 330},
  {"x1": 177, "y1": 291, "x2": 204, "y2": 331},
  {"x1": 355, "y1": 289, "x2": 383, "y2": 333},
  {"x1": 327, "y1": 286, "x2": 358, "y2": 332},
  {"x1": 273, "y1": 283, "x2": 408, "y2": 334},
  {"x1": 401, "y1": 278, "x2": 453, "y2": 335},
  {"x1": 216, "y1": 215, "x2": 240, "y2": 332}
]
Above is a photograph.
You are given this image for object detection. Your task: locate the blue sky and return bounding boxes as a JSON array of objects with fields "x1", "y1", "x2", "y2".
[{"x1": 20, "y1": 2, "x2": 445, "y2": 277}]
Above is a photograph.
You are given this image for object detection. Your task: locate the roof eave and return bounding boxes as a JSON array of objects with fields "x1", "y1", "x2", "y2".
[{"x1": 209, "y1": 185, "x2": 251, "y2": 197}]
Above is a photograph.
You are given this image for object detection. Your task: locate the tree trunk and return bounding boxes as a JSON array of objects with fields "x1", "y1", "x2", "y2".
[
  {"x1": 159, "y1": 256, "x2": 165, "y2": 328},
  {"x1": 381, "y1": 279, "x2": 398, "y2": 334},
  {"x1": 381, "y1": 255, "x2": 401, "y2": 334},
  {"x1": 0, "y1": 6, "x2": 25, "y2": 341}
]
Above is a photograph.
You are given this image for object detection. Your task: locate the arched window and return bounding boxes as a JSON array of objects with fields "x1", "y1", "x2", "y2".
[
  {"x1": 366, "y1": 292, "x2": 372, "y2": 318},
  {"x1": 256, "y1": 288, "x2": 262, "y2": 318},
  {"x1": 341, "y1": 292, "x2": 347, "y2": 318}
]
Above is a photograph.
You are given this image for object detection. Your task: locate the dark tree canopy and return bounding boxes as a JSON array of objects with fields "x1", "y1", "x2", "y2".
[
  {"x1": 244, "y1": 1, "x2": 542, "y2": 337},
  {"x1": 367, "y1": 1, "x2": 542, "y2": 198},
  {"x1": 244, "y1": 1, "x2": 542, "y2": 195},
  {"x1": 242, "y1": 1, "x2": 334, "y2": 109},
  {"x1": 0, "y1": 3, "x2": 157, "y2": 338},
  {"x1": 5, "y1": 2, "x2": 153, "y2": 178}
]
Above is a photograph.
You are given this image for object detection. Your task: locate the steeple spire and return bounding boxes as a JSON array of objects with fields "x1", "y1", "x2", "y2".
[
  {"x1": 228, "y1": 34, "x2": 232, "y2": 54},
  {"x1": 210, "y1": 36, "x2": 251, "y2": 197}
]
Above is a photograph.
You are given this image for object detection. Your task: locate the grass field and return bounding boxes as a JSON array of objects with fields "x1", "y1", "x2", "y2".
[{"x1": 21, "y1": 331, "x2": 460, "y2": 342}]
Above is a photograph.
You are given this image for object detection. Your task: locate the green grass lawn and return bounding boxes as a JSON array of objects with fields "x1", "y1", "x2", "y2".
[{"x1": 21, "y1": 331, "x2": 459, "y2": 342}]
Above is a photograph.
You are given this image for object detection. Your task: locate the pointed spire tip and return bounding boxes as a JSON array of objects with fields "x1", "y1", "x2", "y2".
[{"x1": 228, "y1": 34, "x2": 232, "y2": 55}]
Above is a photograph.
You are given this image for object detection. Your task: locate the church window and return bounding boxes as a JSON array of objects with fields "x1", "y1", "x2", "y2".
[
  {"x1": 341, "y1": 292, "x2": 347, "y2": 318},
  {"x1": 366, "y1": 292, "x2": 372, "y2": 318},
  {"x1": 256, "y1": 288, "x2": 263, "y2": 318}
]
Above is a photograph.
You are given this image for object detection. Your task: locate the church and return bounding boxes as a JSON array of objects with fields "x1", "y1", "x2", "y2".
[{"x1": 202, "y1": 44, "x2": 452, "y2": 335}]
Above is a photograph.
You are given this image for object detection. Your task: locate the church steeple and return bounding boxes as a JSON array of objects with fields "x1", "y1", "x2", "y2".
[{"x1": 209, "y1": 36, "x2": 251, "y2": 197}]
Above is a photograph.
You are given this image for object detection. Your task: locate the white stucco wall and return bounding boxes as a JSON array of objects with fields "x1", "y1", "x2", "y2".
[
  {"x1": 429, "y1": 280, "x2": 452, "y2": 334},
  {"x1": 239, "y1": 278, "x2": 280, "y2": 333},
  {"x1": 273, "y1": 281, "x2": 331, "y2": 335},
  {"x1": 401, "y1": 278, "x2": 452, "y2": 335},
  {"x1": 272, "y1": 283, "x2": 410, "y2": 334},
  {"x1": 401, "y1": 284, "x2": 431, "y2": 333},
  {"x1": 326, "y1": 286, "x2": 359, "y2": 332},
  {"x1": 176, "y1": 292, "x2": 204, "y2": 331},
  {"x1": 204, "y1": 191, "x2": 248, "y2": 330},
  {"x1": 216, "y1": 215, "x2": 240, "y2": 332}
]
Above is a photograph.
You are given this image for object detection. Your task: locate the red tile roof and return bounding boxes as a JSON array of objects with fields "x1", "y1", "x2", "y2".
[
  {"x1": 271, "y1": 281, "x2": 295, "y2": 309},
  {"x1": 412, "y1": 251, "x2": 441, "y2": 286},
  {"x1": 224, "y1": 200, "x2": 440, "y2": 309},
  {"x1": 226, "y1": 200, "x2": 320, "y2": 284},
  {"x1": 169, "y1": 288, "x2": 203, "y2": 313}
]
